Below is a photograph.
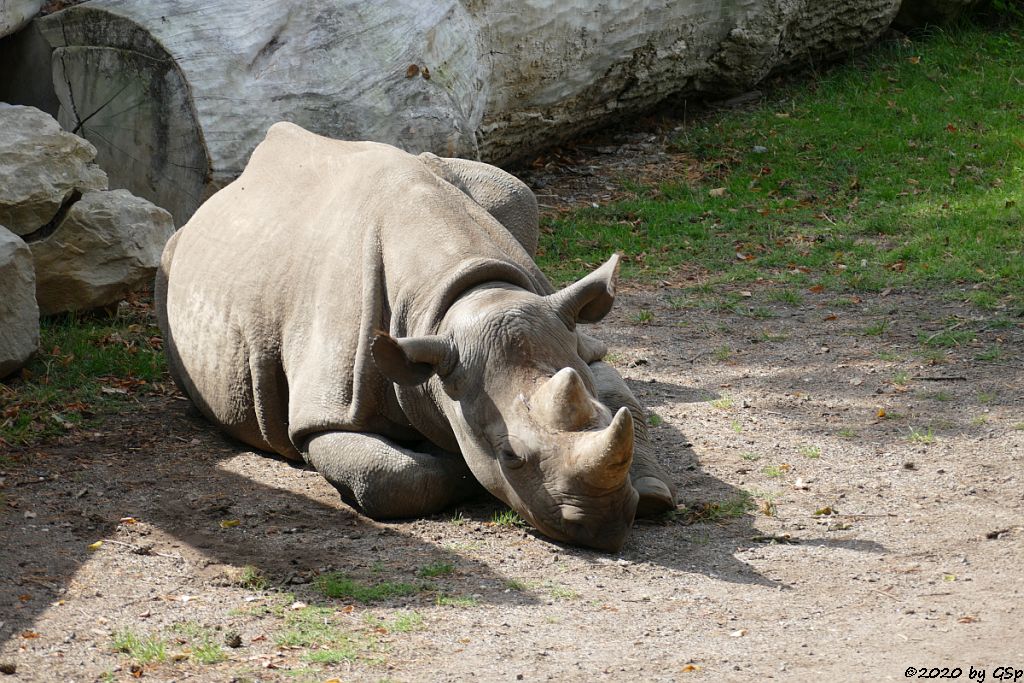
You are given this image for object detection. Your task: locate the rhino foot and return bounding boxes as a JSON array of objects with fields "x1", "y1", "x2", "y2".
[{"x1": 633, "y1": 476, "x2": 675, "y2": 518}]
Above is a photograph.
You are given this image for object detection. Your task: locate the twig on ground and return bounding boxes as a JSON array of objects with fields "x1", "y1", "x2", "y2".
[
  {"x1": 101, "y1": 539, "x2": 184, "y2": 562},
  {"x1": 912, "y1": 375, "x2": 967, "y2": 381}
]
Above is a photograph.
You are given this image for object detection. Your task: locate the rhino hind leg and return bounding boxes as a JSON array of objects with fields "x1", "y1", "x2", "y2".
[
  {"x1": 588, "y1": 361, "x2": 678, "y2": 517},
  {"x1": 303, "y1": 431, "x2": 480, "y2": 519}
]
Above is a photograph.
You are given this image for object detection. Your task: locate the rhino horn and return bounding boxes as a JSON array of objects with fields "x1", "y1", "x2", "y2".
[
  {"x1": 573, "y1": 406, "x2": 634, "y2": 489},
  {"x1": 547, "y1": 253, "x2": 620, "y2": 324},
  {"x1": 531, "y1": 367, "x2": 595, "y2": 430}
]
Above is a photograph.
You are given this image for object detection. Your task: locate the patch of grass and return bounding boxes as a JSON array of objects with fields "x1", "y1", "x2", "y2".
[
  {"x1": 916, "y1": 348, "x2": 949, "y2": 364},
  {"x1": 918, "y1": 328, "x2": 977, "y2": 348},
  {"x1": 758, "y1": 331, "x2": 790, "y2": 342},
  {"x1": 0, "y1": 305, "x2": 167, "y2": 448},
  {"x1": 730, "y1": 419, "x2": 743, "y2": 434},
  {"x1": 502, "y1": 578, "x2": 528, "y2": 592},
  {"x1": 632, "y1": 309, "x2": 655, "y2": 324},
  {"x1": 435, "y1": 594, "x2": 479, "y2": 608},
  {"x1": 800, "y1": 445, "x2": 822, "y2": 459},
  {"x1": 975, "y1": 345, "x2": 1003, "y2": 361},
  {"x1": 683, "y1": 491, "x2": 756, "y2": 523},
  {"x1": 875, "y1": 350, "x2": 903, "y2": 362},
  {"x1": 536, "y1": 25, "x2": 1024, "y2": 311},
  {"x1": 908, "y1": 426, "x2": 936, "y2": 444},
  {"x1": 112, "y1": 629, "x2": 167, "y2": 664},
  {"x1": 977, "y1": 391, "x2": 997, "y2": 405},
  {"x1": 364, "y1": 611, "x2": 425, "y2": 634},
  {"x1": 491, "y1": 508, "x2": 527, "y2": 528},
  {"x1": 1013, "y1": 423, "x2": 1024, "y2": 431},
  {"x1": 712, "y1": 346, "x2": 733, "y2": 362},
  {"x1": 191, "y1": 641, "x2": 227, "y2": 665},
  {"x1": 762, "y1": 465, "x2": 785, "y2": 478},
  {"x1": 740, "y1": 452, "x2": 761, "y2": 461},
  {"x1": 710, "y1": 395, "x2": 734, "y2": 410},
  {"x1": 168, "y1": 622, "x2": 228, "y2": 664},
  {"x1": 418, "y1": 562, "x2": 455, "y2": 578},
  {"x1": 864, "y1": 320, "x2": 891, "y2": 336},
  {"x1": 547, "y1": 584, "x2": 579, "y2": 601},
  {"x1": 448, "y1": 510, "x2": 468, "y2": 525},
  {"x1": 317, "y1": 574, "x2": 419, "y2": 603},
  {"x1": 648, "y1": 412, "x2": 664, "y2": 427},
  {"x1": 768, "y1": 289, "x2": 804, "y2": 306},
  {"x1": 892, "y1": 370, "x2": 911, "y2": 386},
  {"x1": 237, "y1": 565, "x2": 268, "y2": 591}
]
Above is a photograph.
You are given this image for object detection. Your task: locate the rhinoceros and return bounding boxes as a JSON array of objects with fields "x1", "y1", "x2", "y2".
[{"x1": 156, "y1": 122, "x2": 676, "y2": 551}]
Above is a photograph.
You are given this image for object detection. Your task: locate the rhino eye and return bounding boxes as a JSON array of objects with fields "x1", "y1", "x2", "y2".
[{"x1": 499, "y1": 448, "x2": 525, "y2": 469}]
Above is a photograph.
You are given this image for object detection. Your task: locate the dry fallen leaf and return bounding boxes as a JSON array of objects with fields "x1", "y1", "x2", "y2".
[
  {"x1": 87, "y1": 541, "x2": 103, "y2": 552},
  {"x1": 219, "y1": 519, "x2": 241, "y2": 528},
  {"x1": 405, "y1": 64, "x2": 420, "y2": 78},
  {"x1": 709, "y1": 187, "x2": 727, "y2": 198}
]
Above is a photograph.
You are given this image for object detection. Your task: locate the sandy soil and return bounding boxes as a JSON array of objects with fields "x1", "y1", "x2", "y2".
[{"x1": 2, "y1": 129, "x2": 1022, "y2": 683}]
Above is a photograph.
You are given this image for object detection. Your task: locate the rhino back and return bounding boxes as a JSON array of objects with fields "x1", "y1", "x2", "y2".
[{"x1": 160, "y1": 123, "x2": 549, "y2": 457}]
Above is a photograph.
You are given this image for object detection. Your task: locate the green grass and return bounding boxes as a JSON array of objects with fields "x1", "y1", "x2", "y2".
[
  {"x1": 317, "y1": 574, "x2": 419, "y2": 603},
  {"x1": 364, "y1": 611, "x2": 425, "y2": 634},
  {"x1": 112, "y1": 630, "x2": 168, "y2": 664},
  {"x1": 502, "y1": 578, "x2": 528, "y2": 592},
  {"x1": 535, "y1": 24, "x2": 1024, "y2": 311},
  {"x1": 237, "y1": 565, "x2": 268, "y2": 591},
  {"x1": 1, "y1": 307, "x2": 167, "y2": 449},
  {"x1": 418, "y1": 562, "x2": 455, "y2": 578},
  {"x1": 435, "y1": 594, "x2": 479, "y2": 608},
  {"x1": 799, "y1": 445, "x2": 822, "y2": 459},
  {"x1": 274, "y1": 605, "x2": 378, "y2": 666},
  {"x1": 864, "y1": 320, "x2": 891, "y2": 336},
  {"x1": 168, "y1": 622, "x2": 228, "y2": 664},
  {"x1": 683, "y1": 492, "x2": 757, "y2": 523},
  {"x1": 491, "y1": 508, "x2": 527, "y2": 528},
  {"x1": 908, "y1": 426, "x2": 936, "y2": 444}
]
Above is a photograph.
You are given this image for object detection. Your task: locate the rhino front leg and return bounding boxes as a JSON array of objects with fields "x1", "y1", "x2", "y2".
[
  {"x1": 588, "y1": 360, "x2": 678, "y2": 517},
  {"x1": 303, "y1": 432, "x2": 480, "y2": 519}
]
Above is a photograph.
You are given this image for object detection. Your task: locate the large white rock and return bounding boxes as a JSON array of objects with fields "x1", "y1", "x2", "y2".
[
  {"x1": 39, "y1": 0, "x2": 902, "y2": 225},
  {"x1": 0, "y1": 225, "x2": 39, "y2": 378},
  {"x1": 0, "y1": 103, "x2": 107, "y2": 237},
  {"x1": 0, "y1": 0, "x2": 42, "y2": 38},
  {"x1": 29, "y1": 189, "x2": 175, "y2": 315}
]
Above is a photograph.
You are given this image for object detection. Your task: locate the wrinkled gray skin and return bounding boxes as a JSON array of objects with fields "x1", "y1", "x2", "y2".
[{"x1": 157, "y1": 123, "x2": 676, "y2": 551}]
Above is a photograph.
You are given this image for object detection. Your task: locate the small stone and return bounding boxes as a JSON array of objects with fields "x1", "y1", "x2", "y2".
[
  {"x1": 0, "y1": 662, "x2": 15, "y2": 675},
  {"x1": 752, "y1": 145, "x2": 768, "y2": 154}
]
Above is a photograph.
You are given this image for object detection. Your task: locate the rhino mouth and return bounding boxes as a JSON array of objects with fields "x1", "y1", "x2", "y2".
[{"x1": 520, "y1": 484, "x2": 639, "y2": 553}]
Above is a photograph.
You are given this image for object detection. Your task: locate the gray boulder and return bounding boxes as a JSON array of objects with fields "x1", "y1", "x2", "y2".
[
  {"x1": 0, "y1": 0, "x2": 42, "y2": 38},
  {"x1": 0, "y1": 103, "x2": 107, "y2": 237},
  {"x1": 30, "y1": 189, "x2": 174, "y2": 315},
  {"x1": 0, "y1": 225, "x2": 39, "y2": 378}
]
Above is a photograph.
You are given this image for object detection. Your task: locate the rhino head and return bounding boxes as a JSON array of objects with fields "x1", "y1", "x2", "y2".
[{"x1": 372, "y1": 255, "x2": 639, "y2": 551}]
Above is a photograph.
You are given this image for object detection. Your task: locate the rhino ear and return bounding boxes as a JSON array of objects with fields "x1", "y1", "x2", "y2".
[
  {"x1": 371, "y1": 332, "x2": 455, "y2": 386},
  {"x1": 548, "y1": 253, "x2": 620, "y2": 325}
]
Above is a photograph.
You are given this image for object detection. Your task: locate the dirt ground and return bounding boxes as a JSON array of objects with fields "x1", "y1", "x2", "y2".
[{"x1": 2, "y1": 124, "x2": 1023, "y2": 683}]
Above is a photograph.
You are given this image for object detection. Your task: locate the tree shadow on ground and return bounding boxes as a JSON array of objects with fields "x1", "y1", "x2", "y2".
[{"x1": 0, "y1": 397, "x2": 542, "y2": 650}]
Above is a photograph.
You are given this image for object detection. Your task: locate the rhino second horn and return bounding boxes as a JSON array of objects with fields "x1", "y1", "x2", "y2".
[
  {"x1": 532, "y1": 367, "x2": 595, "y2": 430},
  {"x1": 574, "y1": 406, "x2": 634, "y2": 489}
]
